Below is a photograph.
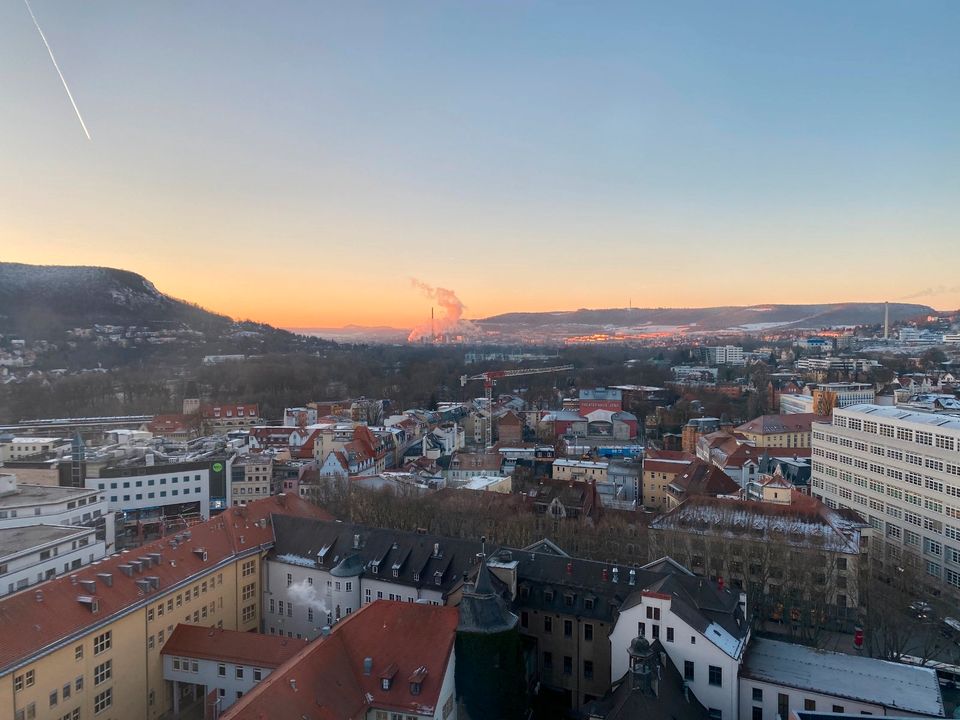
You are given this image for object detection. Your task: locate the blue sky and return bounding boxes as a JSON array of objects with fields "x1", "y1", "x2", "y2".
[{"x1": 2, "y1": 1, "x2": 957, "y2": 325}]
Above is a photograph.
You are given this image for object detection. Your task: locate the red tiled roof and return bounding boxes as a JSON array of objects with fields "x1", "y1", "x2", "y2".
[
  {"x1": 221, "y1": 601, "x2": 459, "y2": 720},
  {"x1": 162, "y1": 624, "x2": 307, "y2": 668},
  {"x1": 671, "y1": 459, "x2": 740, "y2": 497},
  {"x1": 644, "y1": 449, "x2": 695, "y2": 462},
  {"x1": 0, "y1": 495, "x2": 331, "y2": 675}
]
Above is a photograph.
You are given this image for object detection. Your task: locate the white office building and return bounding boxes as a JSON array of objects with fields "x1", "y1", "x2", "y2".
[
  {"x1": 811, "y1": 404, "x2": 960, "y2": 597},
  {"x1": 0, "y1": 524, "x2": 105, "y2": 597},
  {"x1": 0, "y1": 473, "x2": 114, "y2": 551}
]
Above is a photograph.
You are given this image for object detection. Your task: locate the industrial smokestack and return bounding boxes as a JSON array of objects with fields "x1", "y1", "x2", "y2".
[
  {"x1": 431, "y1": 307, "x2": 435, "y2": 342},
  {"x1": 884, "y1": 301, "x2": 890, "y2": 340}
]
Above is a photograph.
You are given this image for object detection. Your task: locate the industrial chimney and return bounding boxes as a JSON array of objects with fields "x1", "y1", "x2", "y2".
[{"x1": 884, "y1": 301, "x2": 890, "y2": 340}]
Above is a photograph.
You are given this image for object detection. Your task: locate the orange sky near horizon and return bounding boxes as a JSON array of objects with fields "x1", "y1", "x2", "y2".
[{"x1": 5, "y1": 244, "x2": 957, "y2": 330}]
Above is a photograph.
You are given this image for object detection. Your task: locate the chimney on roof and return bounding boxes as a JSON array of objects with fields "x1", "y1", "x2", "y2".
[
  {"x1": 363, "y1": 657, "x2": 373, "y2": 676},
  {"x1": 612, "y1": 567, "x2": 619, "y2": 583},
  {"x1": 602, "y1": 568, "x2": 608, "y2": 582},
  {"x1": 629, "y1": 568, "x2": 636, "y2": 586},
  {"x1": 79, "y1": 579, "x2": 96, "y2": 594},
  {"x1": 70, "y1": 574, "x2": 78, "y2": 585},
  {"x1": 717, "y1": 576, "x2": 725, "y2": 591},
  {"x1": 433, "y1": 542, "x2": 441, "y2": 558},
  {"x1": 353, "y1": 534, "x2": 361, "y2": 550},
  {"x1": 96, "y1": 572, "x2": 113, "y2": 587},
  {"x1": 35, "y1": 590, "x2": 43, "y2": 603},
  {"x1": 289, "y1": 679, "x2": 297, "y2": 691},
  {"x1": 321, "y1": 626, "x2": 331, "y2": 637},
  {"x1": 566, "y1": 562, "x2": 573, "y2": 576}
]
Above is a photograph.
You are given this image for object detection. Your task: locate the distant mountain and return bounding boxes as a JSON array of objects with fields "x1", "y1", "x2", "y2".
[
  {"x1": 0, "y1": 262, "x2": 233, "y2": 338},
  {"x1": 476, "y1": 302, "x2": 935, "y2": 336},
  {"x1": 290, "y1": 326, "x2": 411, "y2": 343}
]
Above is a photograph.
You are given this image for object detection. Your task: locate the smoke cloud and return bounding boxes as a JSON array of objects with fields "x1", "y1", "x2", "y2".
[
  {"x1": 407, "y1": 279, "x2": 474, "y2": 341},
  {"x1": 287, "y1": 579, "x2": 327, "y2": 616},
  {"x1": 898, "y1": 285, "x2": 960, "y2": 301}
]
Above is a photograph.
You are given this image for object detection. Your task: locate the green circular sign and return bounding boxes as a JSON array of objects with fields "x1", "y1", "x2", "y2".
[{"x1": 212, "y1": 462, "x2": 224, "y2": 472}]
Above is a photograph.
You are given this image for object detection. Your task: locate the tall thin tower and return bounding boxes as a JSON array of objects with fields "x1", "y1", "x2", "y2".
[{"x1": 883, "y1": 302, "x2": 890, "y2": 340}]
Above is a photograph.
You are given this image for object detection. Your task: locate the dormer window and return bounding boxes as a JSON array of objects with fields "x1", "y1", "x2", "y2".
[
  {"x1": 413, "y1": 572, "x2": 420, "y2": 582},
  {"x1": 371, "y1": 561, "x2": 379, "y2": 575},
  {"x1": 434, "y1": 570, "x2": 442, "y2": 586},
  {"x1": 379, "y1": 663, "x2": 398, "y2": 691}
]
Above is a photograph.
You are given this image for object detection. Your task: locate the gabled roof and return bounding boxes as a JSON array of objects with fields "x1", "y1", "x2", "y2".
[
  {"x1": 669, "y1": 460, "x2": 740, "y2": 497},
  {"x1": 162, "y1": 624, "x2": 307, "y2": 668},
  {"x1": 741, "y1": 637, "x2": 944, "y2": 717},
  {"x1": 0, "y1": 495, "x2": 331, "y2": 675},
  {"x1": 221, "y1": 601, "x2": 459, "y2": 720}
]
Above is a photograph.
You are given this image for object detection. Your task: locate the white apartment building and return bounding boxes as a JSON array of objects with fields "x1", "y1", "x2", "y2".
[
  {"x1": 703, "y1": 346, "x2": 746, "y2": 366},
  {"x1": 811, "y1": 404, "x2": 960, "y2": 597},
  {"x1": 609, "y1": 559, "x2": 749, "y2": 720},
  {"x1": 0, "y1": 524, "x2": 105, "y2": 596},
  {"x1": 0, "y1": 473, "x2": 115, "y2": 550}
]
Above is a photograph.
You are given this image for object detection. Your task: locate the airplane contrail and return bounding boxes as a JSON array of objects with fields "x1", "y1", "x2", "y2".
[{"x1": 23, "y1": 0, "x2": 91, "y2": 140}]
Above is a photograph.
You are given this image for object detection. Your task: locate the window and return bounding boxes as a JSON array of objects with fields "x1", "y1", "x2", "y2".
[
  {"x1": 666, "y1": 627, "x2": 674, "y2": 642},
  {"x1": 520, "y1": 611, "x2": 528, "y2": 628},
  {"x1": 254, "y1": 668, "x2": 263, "y2": 681},
  {"x1": 833, "y1": 706, "x2": 845, "y2": 713},
  {"x1": 75, "y1": 645, "x2": 83, "y2": 660},
  {"x1": 584, "y1": 623, "x2": 593, "y2": 641},
  {"x1": 544, "y1": 617, "x2": 552, "y2": 633},
  {"x1": 49, "y1": 690, "x2": 57, "y2": 707},
  {"x1": 236, "y1": 667, "x2": 244, "y2": 680},
  {"x1": 564, "y1": 619, "x2": 573, "y2": 638},
  {"x1": 218, "y1": 664, "x2": 226, "y2": 677},
  {"x1": 684, "y1": 661, "x2": 694, "y2": 681},
  {"x1": 543, "y1": 651, "x2": 553, "y2": 669},
  {"x1": 75, "y1": 676, "x2": 83, "y2": 692},
  {"x1": 94, "y1": 660, "x2": 112, "y2": 686},
  {"x1": 63, "y1": 683, "x2": 71, "y2": 700},
  {"x1": 752, "y1": 687, "x2": 763, "y2": 702},
  {"x1": 94, "y1": 687, "x2": 112, "y2": 713},
  {"x1": 563, "y1": 656, "x2": 572, "y2": 675},
  {"x1": 708, "y1": 665, "x2": 722, "y2": 687},
  {"x1": 583, "y1": 660, "x2": 594, "y2": 679},
  {"x1": 26, "y1": 669, "x2": 35, "y2": 688},
  {"x1": 804, "y1": 699, "x2": 816, "y2": 711},
  {"x1": 752, "y1": 708, "x2": 763, "y2": 720},
  {"x1": 778, "y1": 694, "x2": 789, "y2": 720},
  {"x1": 242, "y1": 604, "x2": 256, "y2": 623}
]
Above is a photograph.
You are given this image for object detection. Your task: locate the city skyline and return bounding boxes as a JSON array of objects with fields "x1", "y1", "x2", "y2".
[{"x1": 3, "y1": 1, "x2": 958, "y2": 327}]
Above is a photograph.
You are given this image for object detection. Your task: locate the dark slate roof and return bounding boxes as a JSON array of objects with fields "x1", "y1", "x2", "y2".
[
  {"x1": 581, "y1": 639, "x2": 709, "y2": 720},
  {"x1": 457, "y1": 564, "x2": 518, "y2": 635},
  {"x1": 271, "y1": 516, "x2": 486, "y2": 596},
  {"x1": 491, "y1": 548, "x2": 658, "y2": 624}
]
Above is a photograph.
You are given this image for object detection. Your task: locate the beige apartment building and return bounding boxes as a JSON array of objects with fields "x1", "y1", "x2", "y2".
[
  {"x1": 0, "y1": 495, "x2": 328, "y2": 720},
  {"x1": 640, "y1": 449, "x2": 693, "y2": 511}
]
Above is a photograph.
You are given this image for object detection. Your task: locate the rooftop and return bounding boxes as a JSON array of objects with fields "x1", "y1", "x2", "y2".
[
  {"x1": 221, "y1": 600, "x2": 459, "y2": 720},
  {"x1": 0, "y1": 494, "x2": 331, "y2": 675},
  {"x1": 835, "y1": 403, "x2": 960, "y2": 431},
  {"x1": 0, "y1": 482, "x2": 99, "y2": 509},
  {"x1": 741, "y1": 637, "x2": 944, "y2": 717},
  {"x1": 162, "y1": 624, "x2": 308, "y2": 668},
  {"x1": 736, "y1": 413, "x2": 828, "y2": 435},
  {"x1": 0, "y1": 524, "x2": 94, "y2": 558}
]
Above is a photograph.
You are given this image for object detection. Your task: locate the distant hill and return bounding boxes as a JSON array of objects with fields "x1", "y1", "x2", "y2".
[
  {"x1": 476, "y1": 302, "x2": 935, "y2": 335},
  {"x1": 0, "y1": 263, "x2": 233, "y2": 338}
]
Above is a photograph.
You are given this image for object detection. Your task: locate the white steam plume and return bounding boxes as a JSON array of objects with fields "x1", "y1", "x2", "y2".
[
  {"x1": 287, "y1": 579, "x2": 328, "y2": 617},
  {"x1": 407, "y1": 279, "x2": 475, "y2": 341}
]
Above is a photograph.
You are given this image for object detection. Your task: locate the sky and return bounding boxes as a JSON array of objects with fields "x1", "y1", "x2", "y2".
[{"x1": 1, "y1": 1, "x2": 958, "y2": 328}]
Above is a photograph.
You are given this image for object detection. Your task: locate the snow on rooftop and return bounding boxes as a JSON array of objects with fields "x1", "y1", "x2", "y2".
[
  {"x1": 705, "y1": 621, "x2": 747, "y2": 660},
  {"x1": 275, "y1": 553, "x2": 317, "y2": 568},
  {"x1": 742, "y1": 637, "x2": 944, "y2": 716},
  {"x1": 837, "y1": 404, "x2": 960, "y2": 431}
]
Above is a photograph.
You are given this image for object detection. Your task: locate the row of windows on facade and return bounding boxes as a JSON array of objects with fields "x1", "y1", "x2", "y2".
[
  {"x1": 813, "y1": 448, "x2": 959, "y2": 487},
  {"x1": 146, "y1": 573, "x2": 227, "y2": 621},
  {"x1": 749, "y1": 687, "x2": 866, "y2": 719},
  {"x1": 827, "y1": 417, "x2": 959, "y2": 450},
  {"x1": 0, "y1": 504, "x2": 101, "y2": 520},
  {"x1": 107, "y1": 486, "x2": 202, "y2": 503},
  {"x1": 99, "y1": 474, "x2": 203, "y2": 490}
]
